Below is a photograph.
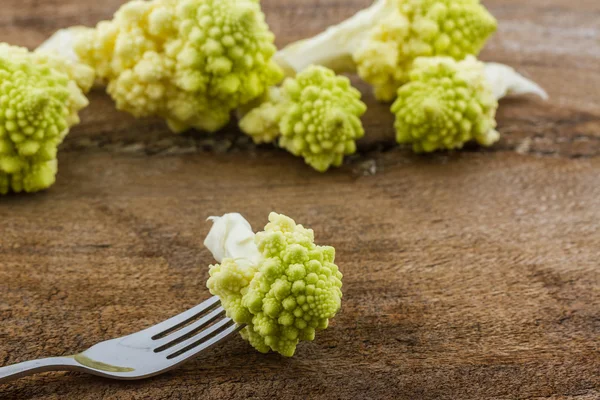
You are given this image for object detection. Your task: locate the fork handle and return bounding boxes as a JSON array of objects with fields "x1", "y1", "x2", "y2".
[{"x1": 0, "y1": 357, "x2": 80, "y2": 384}]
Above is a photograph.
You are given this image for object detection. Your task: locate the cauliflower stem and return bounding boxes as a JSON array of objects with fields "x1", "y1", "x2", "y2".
[
  {"x1": 274, "y1": 0, "x2": 395, "y2": 77},
  {"x1": 484, "y1": 62, "x2": 548, "y2": 101}
]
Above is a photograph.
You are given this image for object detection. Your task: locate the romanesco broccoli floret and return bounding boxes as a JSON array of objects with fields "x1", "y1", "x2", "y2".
[
  {"x1": 275, "y1": 0, "x2": 497, "y2": 101},
  {"x1": 71, "y1": 0, "x2": 283, "y2": 133},
  {"x1": 4, "y1": 43, "x2": 95, "y2": 98},
  {"x1": 0, "y1": 44, "x2": 89, "y2": 194},
  {"x1": 239, "y1": 66, "x2": 366, "y2": 172},
  {"x1": 207, "y1": 212, "x2": 343, "y2": 357},
  {"x1": 391, "y1": 55, "x2": 498, "y2": 152}
]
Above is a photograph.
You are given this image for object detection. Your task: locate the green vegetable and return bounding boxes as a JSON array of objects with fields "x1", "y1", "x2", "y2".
[
  {"x1": 275, "y1": 0, "x2": 497, "y2": 101},
  {"x1": 46, "y1": 0, "x2": 283, "y2": 133},
  {"x1": 0, "y1": 44, "x2": 89, "y2": 194},
  {"x1": 239, "y1": 66, "x2": 366, "y2": 172},
  {"x1": 206, "y1": 213, "x2": 343, "y2": 357},
  {"x1": 392, "y1": 55, "x2": 498, "y2": 152}
]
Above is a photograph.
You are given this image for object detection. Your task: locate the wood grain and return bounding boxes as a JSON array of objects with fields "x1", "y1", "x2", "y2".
[{"x1": 1, "y1": 0, "x2": 599, "y2": 399}]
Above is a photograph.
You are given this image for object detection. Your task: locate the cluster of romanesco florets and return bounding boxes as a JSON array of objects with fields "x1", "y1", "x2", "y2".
[
  {"x1": 0, "y1": 44, "x2": 90, "y2": 194},
  {"x1": 272, "y1": 0, "x2": 545, "y2": 153},
  {"x1": 240, "y1": 66, "x2": 367, "y2": 172},
  {"x1": 207, "y1": 213, "x2": 343, "y2": 357},
  {"x1": 0, "y1": 0, "x2": 548, "y2": 195}
]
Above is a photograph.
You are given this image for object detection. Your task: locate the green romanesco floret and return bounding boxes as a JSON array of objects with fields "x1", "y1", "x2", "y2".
[
  {"x1": 207, "y1": 212, "x2": 343, "y2": 357},
  {"x1": 72, "y1": 0, "x2": 283, "y2": 133},
  {"x1": 275, "y1": 0, "x2": 497, "y2": 101},
  {"x1": 391, "y1": 55, "x2": 499, "y2": 153},
  {"x1": 239, "y1": 66, "x2": 366, "y2": 172},
  {"x1": 0, "y1": 44, "x2": 89, "y2": 194},
  {"x1": 3, "y1": 43, "x2": 95, "y2": 97}
]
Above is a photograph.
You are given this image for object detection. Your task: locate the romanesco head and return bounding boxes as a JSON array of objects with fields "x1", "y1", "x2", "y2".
[
  {"x1": 207, "y1": 212, "x2": 343, "y2": 357},
  {"x1": 391, "y1": 56, "x2": 499, "y2": 153},
  {"x1": 75, "y1": 0, "x2": 283, "y2": 133},
  {"x1": 278, "y1": 67, "x2": 366, "y2": 172},
  {"x1": 240, "y1": 66, "x2": 366, "y2": 172},
  {"x1": 0, "y1": 44, "x2": 89, "y2": 194},
  {"x1": 354, "y1": 0, "x2": 497, "y2": 101}
]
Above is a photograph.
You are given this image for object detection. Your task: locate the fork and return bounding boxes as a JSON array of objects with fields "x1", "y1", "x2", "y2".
[{"x1": 0, "y1": 296, "x2": 243, "y2": 384}]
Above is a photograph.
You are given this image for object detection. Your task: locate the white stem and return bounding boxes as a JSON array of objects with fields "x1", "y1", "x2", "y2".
[
  {"x1": 484, "y1": 62, "x2": 548, "y2": 101},
  {"x1": 36, "y1": 27, "x2": 88, "y2": 63},
  {"x1": 274, "y1": 0, "x2": 393, "y2": 76},
  {"x1": 204, "y1": 213, "x2": 260, "y2": 265}
]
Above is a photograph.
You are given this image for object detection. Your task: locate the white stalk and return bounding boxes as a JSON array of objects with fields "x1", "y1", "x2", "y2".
[
  {"x1": 203, "y1": 213, "x2": 260, "y2": 265},
  {"x1": 36, "y1": 27, "x2": 87, "y2": 64},
  {"x1": 484, "y1": 62, "x2": 548, "y2": 101},
  {"x1": 274, "y1": 0, "x2": 393, "y2": 76}
]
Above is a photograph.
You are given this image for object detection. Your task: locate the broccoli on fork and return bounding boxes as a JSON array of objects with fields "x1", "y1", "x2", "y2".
[{"x1": 206, "y1": 213, "x2": 343, "y2": 357}]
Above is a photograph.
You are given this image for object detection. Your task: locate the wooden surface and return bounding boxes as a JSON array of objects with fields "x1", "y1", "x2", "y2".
[{"x1": 1, "y1": 0, "x2": 599, "y2": 399}]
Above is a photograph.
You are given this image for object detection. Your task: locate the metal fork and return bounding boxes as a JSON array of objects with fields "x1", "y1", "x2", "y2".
[{"x1": 0, "y1": 296, "x2": 242, "y2": 384}]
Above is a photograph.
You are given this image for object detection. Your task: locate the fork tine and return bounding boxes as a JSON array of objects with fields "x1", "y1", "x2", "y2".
[
  {"x1": 166, "y1": 320, "x2": 242, "y2": 360},
  {"x1": 158, "y1": 317, "x2": 234, "y2": 356},
  {"x1": 144, "y1": 296, "x2": 221, "y2": 339},
  {"x1": 153, "y1": 306, "x2": 226, "y2": 350}
]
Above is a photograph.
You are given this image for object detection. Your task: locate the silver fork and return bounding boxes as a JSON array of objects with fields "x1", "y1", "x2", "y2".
[{"x1": 0, "y1": 296, "x2": 242, "y2": 384}]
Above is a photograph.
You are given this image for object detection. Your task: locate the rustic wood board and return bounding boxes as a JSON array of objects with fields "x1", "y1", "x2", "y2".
[{"x1": 1, "y1": 0, "x2": 599, "y2": 399}]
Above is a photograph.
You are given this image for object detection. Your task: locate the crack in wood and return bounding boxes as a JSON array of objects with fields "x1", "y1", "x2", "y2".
[{"x1": 59, "y1": 131, "x2": 600, "y2": 166}]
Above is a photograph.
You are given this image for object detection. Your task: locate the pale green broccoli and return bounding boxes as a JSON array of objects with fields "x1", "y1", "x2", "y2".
[
  {"x1": 392, "y1": 56, "x2": 499, "y2": 152},
  {"x1": 206, "y1": 213, "x2": 343, "y2": 357},
  {"x1": 0, "y1": 44, "x2": 89, "y2": 194},
  {"x1": 239, "y1": 66, "x2": 366, "y2": 172},
  {"x1": 42, "y1": 0, "x2": 283, "y2": 133},
  {"x1": 275, "y1": 0, "x2": 497, "y2": 101}
]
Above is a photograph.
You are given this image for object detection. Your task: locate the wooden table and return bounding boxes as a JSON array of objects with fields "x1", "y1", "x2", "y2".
[{"x1": 1, "y1": 1, "x2": 599, "y2": 399}]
